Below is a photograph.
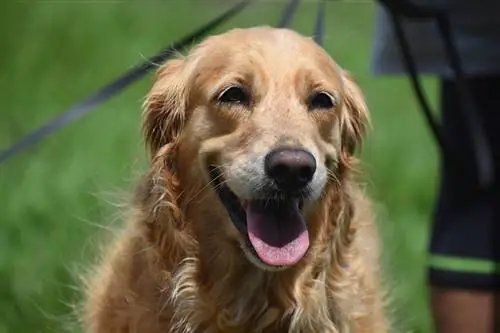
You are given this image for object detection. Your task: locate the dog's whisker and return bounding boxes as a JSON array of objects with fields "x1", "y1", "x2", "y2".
[
  {"x1": 212, "y1": 179, "x2": 230, "y2": 192},
  {"x1": 182, "y1": 172, "x2": 226, "y2": 207},
  {"x1": 327, "y1": 169, "x2": 341, "y2": 188}
]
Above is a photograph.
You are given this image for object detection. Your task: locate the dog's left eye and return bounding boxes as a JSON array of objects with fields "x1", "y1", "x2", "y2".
[
  {"x1": 217, "y1": 86, "x2": 250, "y2": 106},
  {"x1": 308, "y1": 92, "x2": 336, "y2": 110}
]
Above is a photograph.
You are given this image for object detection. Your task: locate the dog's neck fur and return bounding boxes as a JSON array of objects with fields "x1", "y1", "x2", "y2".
[{"x1": 168, "y1": 255, "x2": 346, "y2": 333}]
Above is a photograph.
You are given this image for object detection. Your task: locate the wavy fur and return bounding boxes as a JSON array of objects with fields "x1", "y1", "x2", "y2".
[{"x1": 82, "y1": 26, "x2": 390, "y2": 333}]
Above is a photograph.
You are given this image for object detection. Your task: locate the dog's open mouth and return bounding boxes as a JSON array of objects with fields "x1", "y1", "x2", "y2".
[{"x1": 209, "y1": 166, "x2": 309, "y2": 267}]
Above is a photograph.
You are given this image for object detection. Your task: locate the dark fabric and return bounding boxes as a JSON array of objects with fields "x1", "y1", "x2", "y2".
[
  {"x1": 429, "y1": 75, "x2": 500, "y2": 289},
  {"x1": 371, "y1": 2, "x2": 500, "y2": 77}
]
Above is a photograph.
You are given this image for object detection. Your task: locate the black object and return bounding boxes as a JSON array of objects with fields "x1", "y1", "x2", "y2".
[
  {"x1": 277, "y1": 0, "x2": 302, "y2": 28},
  {"x1": 313, "y1": 0, "x2": 326, "y2": 45},
  {"x1": 0, "y1": 0, "x2": 252, "y2": 164},
  {"x1": 377, "y1": 0, "x2": 495, "y2": 190}
]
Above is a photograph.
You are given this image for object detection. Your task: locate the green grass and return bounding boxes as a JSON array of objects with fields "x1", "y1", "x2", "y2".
[{"x1": 0, "y1": 1, "x2": 439, "y2": 332}]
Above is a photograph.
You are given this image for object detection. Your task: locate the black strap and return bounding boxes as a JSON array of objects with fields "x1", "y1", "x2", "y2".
[
  {"x1": 0, "y1": 0, "x2": 251, "y2": 164},
  {"x1": 313, "y1": 0, "x2": 326, "y2": 46},
  {"x1": 277, "y1": 0, "x2": 301, "y2": 28},
  {"x1": 378, "y1": 0, "x2": 495, "y2": 190},
  {"x1": 387, "y1": 8, "x2": 446, "y2": 151}
]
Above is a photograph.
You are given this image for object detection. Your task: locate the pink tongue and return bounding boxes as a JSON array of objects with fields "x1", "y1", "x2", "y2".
[{"x1": 246, "y1": 200, "x2": 309, "y2": 266}]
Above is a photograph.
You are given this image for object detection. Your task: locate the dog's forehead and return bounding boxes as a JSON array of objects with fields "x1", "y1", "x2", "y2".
[
  {"x1": 199, "y1": 28, "x2": 331, "y2": 63},
  {"x1": 188, "y1": 27, "x2": 342, "y2": 88}
]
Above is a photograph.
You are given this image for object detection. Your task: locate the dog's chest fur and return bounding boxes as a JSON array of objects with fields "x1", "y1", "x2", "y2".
[{"x1": 165, "y1": 257, "x2": 355, "y2": 333}]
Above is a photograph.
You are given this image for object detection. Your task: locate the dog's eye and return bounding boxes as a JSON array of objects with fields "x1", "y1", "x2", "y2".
[
  {"x1": 217, "y1": 86, "x2": 250, "y2": 106},
  {"x1": 308, "y1": 92, "x2": 336, "y2": 110}
]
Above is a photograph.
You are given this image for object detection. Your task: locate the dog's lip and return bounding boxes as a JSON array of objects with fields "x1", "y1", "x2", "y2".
[
  {"x1": 208, "y1": 165, "x2": 247, "y2": 235},
  {"x1": 240, "y1": 198, "x2": 304, "y2": 210}
]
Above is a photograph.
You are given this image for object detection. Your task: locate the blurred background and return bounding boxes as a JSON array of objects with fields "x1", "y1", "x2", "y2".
[{"x1": 0, "y1": 0, "x2": 440, "y2": 332}]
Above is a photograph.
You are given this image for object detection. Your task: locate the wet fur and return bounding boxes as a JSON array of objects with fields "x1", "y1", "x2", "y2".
[{"x1": 83, "y1": 27, "x2": 390, "y2": 333}]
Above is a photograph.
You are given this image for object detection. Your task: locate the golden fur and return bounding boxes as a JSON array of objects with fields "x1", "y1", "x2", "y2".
[{"x1": 82, "y1": 26, "x2": 390, "y2": 333}]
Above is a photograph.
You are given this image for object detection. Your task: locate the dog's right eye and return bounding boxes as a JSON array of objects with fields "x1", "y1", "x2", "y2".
[
  {"x1": 308, "y1": 91, "x2": 336, "y2": 110},
  {"x1": 217, "y1": 86, "x2": 250, "y2": 107}
]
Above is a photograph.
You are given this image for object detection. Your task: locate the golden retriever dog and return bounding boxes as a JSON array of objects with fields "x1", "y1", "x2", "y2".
[{"x1": 83, "y1": 26, "x2": 389, "y2": 333}]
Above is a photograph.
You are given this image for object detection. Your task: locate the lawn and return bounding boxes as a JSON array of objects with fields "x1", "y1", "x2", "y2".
[{"x1": 0, "y1": 1, "x2": 439, "y2": 332}]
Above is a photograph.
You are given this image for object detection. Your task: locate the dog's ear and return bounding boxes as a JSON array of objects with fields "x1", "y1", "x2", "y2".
[
  {"x1": 142, "y1": 58, "x2": 189, "y2": 158},
  {"x1": 340, "y1": 71, "x2": 370, "y2": 156},
  {"x1": 138, "y1": 58, "x2": 192, "y2": 244}
]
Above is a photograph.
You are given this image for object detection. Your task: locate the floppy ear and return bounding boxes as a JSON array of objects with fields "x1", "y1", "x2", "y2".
[
  {"x1": 142, "y1": 58, "x2": 189, "y2": 158},
  {"x1": 340, "y1": 71, "x2": 370, "y2": 156},
  {"x1": 137, "y1": 58, "x2": 194, "y2": 251}
]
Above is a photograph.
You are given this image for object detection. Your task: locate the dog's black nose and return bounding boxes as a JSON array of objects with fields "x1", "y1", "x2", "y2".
[{"x1": 265, "y1": 148, "x2": 316, "y2": 192}]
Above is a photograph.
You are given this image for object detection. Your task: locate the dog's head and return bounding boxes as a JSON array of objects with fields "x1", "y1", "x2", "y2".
[{"x1": 142, "y1": 27, "x2": 369, "y2": 271}]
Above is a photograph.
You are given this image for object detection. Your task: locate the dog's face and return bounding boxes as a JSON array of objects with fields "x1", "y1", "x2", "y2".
[{"x1": 143, "y1": 27, "x2": 368, "y2": 271}]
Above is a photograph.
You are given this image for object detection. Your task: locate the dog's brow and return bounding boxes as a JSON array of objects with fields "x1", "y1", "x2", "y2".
[{"x1": 209, "y1": 76, "x2": 249, "y2": 98}]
